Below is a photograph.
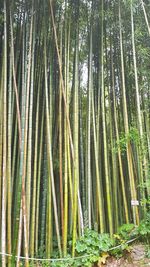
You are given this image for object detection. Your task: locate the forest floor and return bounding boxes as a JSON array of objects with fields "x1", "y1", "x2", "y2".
[{"x1": 103, "y1": 244, "x2": 150, "y2": 267}]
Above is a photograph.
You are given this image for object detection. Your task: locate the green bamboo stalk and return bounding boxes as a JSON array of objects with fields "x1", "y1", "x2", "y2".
[
  {"x1": 72, "y1": 21, "x2": 79, "y2": 256},
  {"x1": 141, "y1": 0, "x2": 150, "y2": 35},
  {"x1": 35, "y1": 96, "x2": 45, "y2": 255},
  {"x1": 63, "y1": 7, "x2": 69, "y2": 255},
  {"x1": 10, "y1": 9, "x2": 21, "y2": 147},
  {"x1": 30, "y1": 72, "x2": 40, "y2": 257},
  {"x1": 1, "y1": 2, "x2": 7, "y2": 265},
  {"x1": 59, "y1": 24, "x2": 64, "y2": 241},
  {"x1": 0, "y1": 67, "x2": 3, "y2": 251},
  {"x1": 101, "y1": 0, "x2": 113, "y2": 235},
  {"x1": 7, "y1": 44, "x2": 12, "y2": 267},
  {"x1": 40, "y1": 142, "x2": 48, "y2": 254},
  {"x1": 44, "y1": 33, "x2": 62, "y2": 256},
  {"x1": 87, "y1": 25, "x2": 92, "y2": 230},
  {"x1": 26, "y1": 16, "x2": 36, "y2": 237},
  {"x1": 46, "y1": 45, "x2": 52, "y2": 259}
]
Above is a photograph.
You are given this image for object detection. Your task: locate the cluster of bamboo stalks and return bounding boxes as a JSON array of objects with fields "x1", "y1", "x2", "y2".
[{"x1": 0, "y1": 0, "x2": 149, "y2": 266}]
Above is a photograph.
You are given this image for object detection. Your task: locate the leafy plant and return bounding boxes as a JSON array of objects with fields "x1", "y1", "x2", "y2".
[
  {"x1": 139, "y1": 179, "x2": 150, "y2": 211},
  {"x1": 117, "y1": 223, "x2": 135, "y2": 240},
  {"x1": 134, "y1": 212, "x2": 150, "y2": 244},
  {"x1": 145, "y1": 245, "x2": 150, "y2": 259},
  {"x1": 50, "y1": 257, "x2": 73, "y2": 267},
  {"x1": 75, "y1": 228, "x2": 114, "y2": 266},
  {"x1": 113, "y1": 127, "x2": 140, "y2": 154},
  {"x1": 110, "y1": 224, "x2": 135, "y2": 258}
]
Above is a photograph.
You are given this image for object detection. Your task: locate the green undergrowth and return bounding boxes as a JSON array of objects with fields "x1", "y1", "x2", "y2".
[{"x1": 18, "y1": 212, "x2": 150, "y2": 267}]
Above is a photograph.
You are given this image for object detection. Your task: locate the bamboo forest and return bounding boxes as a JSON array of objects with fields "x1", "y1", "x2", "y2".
[{"x1": 0, "y1": 0, "x2": 150, "y2": 266}]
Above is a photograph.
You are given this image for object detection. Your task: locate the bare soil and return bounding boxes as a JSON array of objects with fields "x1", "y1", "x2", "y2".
[{"x1": 104, "y1": 245, "x2": 150, "y2": 267}]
